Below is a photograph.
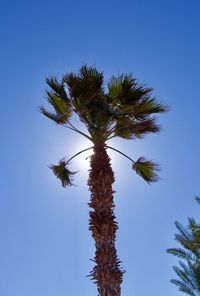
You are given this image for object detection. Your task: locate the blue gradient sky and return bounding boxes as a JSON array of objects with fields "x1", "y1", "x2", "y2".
[{"x1": 1, "y1": 0, "x2": 200, "y2": 295}]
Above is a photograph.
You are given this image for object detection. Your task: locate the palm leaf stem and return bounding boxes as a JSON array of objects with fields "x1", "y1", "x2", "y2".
[
  {"x1": 106, "y1": 145, "x2": 135, "y2": 163},
  {"x1": 107, "y1": 135, "x2": 117, "y2": 140},
  {"x1": 105, "y1": 126, "x2": 117, "y2": 138},
  {"x1": 66, "y1": 146, "x2": 94, "y2": 164},
  {"x1": 62, "y1": 123, "x2": 93, "y2": 142}
]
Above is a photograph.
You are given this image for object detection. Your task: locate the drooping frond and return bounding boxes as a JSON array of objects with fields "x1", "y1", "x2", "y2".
[
  {"x1": 132, "y1": 157, "x2": 160, "y2": 183},
  {"x1": 50, "y1": 159, "x2": 77, "y2": 187},
  {"x1": 41, "y1": 76, "x2": 72, "y2": 124},
  {"x1": 40, "y1": 106, "x2": 60, "y2": 122}
]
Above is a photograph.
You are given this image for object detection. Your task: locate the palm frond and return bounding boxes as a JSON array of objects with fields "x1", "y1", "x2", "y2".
[
  {"x1": 64, "y1": 65, "x2": 104, "y2": 103},
  {"x1": 108, "y1": 75, "x2": 124, "y2": 103},
  {"x1": 188, "y1": 218, "x2": 200, "y2": 238},
  {"x1": 176, "y1": 262, "x2": 197, "y2": 289},
  {"x1": 175, "y1": 221, "x2": 193, "y2": 242},
  {"x1": 132, "y1": 157, "x2": 160, "y2": 183},
  {"x1": 114, "y1": 117, "x2": 160, "y2": 139},
  {"x1": 134, "y1": 98, "x2": 168, "y2": 118},
  {"x1": 47, "y1": 91, "x2": 71, "y2": 116},
  {"x1": 171, "y1": 278, "x2": 196, "y2": 296},
  {"x1": 40, "y1": 104, "x2": 71, "y2": 124},
  {"x1": 167, "y1": 248, "x2": 196, "y2": 262},
  {"x1": 40, "y1": 106, "x2": 59, "y2": 122},
  {"x1": 80, "y1": 65, "x2": 104, "y2": 86},
  {"x1": 108, "y1": 74, "x2": 152, "y2": 105},
  {"x1": 41, "y1": 76, "x2": 72, "y2": 124},
  {"x1": 46, "y1": 77, "x2": 69, "y2": 101},
  {"x1": 114, "y1": 117, "x2": 135, "y2": 139},
  {"x1": 63, "y1": 72, "x2": 83, "y2": 100},
  {"x1": 50, "y1": 159, "x2": 77, "y2": 187},
  {"x1": 132, "y1": 118, "x2": 161, "y2": 138}
]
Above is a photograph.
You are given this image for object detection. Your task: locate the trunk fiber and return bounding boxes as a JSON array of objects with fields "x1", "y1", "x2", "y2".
[{"x1": 88, "y1": 143, "x2": 124, "y2": 296}]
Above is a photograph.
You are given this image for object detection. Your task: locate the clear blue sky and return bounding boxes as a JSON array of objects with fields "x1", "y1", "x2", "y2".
[{"x1": 1, "y1": 0, "x2": 200, "y2": 295}]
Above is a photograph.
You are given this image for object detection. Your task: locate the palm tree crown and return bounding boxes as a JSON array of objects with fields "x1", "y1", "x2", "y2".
[{"x1": 41, "y1": 65, "x2": 167, "y2": 185}]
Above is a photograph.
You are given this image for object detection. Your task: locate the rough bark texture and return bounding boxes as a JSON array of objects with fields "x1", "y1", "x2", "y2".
[{"x1": 88, "y1": 142, "x2": 124, "y2": 296}]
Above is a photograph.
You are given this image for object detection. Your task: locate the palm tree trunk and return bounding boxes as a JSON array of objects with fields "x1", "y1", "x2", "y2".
[{"x1": 88, "y1": 142, "x2": 124, "y2": 296}]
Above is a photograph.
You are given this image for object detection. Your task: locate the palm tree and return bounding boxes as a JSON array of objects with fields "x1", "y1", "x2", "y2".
[
  {"x1": 167, "y1": 197, "x2": 200, "y2": 296},
  {"x1": 40, "y1": 65, "x2": 167, "y2": 295}
]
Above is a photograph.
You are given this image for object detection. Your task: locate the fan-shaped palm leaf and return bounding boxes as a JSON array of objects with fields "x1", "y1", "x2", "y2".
[
  {"x1": 134, "y1": 97, "x2": 167, "y2": 118},
  {"x1": 50, "y1": 159, "x2": 77, "y2": 187},
  {"x1": 108, "y1": 74, "x2": 152, "y2": 105},
  {"x1": 46, "y1": 77, "x2": 69, "y2": 101},
  {"x1": 64, "y1": 65, "x2": 104, "y2": 104},
  {"x1": 132, "y1": 157, "x2": 160, "y2": 183},
  {"x1": 114, "y1": 117, "x2": 160, "y2": 139},
  {"x1": 132, "y1": 118, "x2": 160, "y2": 138}
]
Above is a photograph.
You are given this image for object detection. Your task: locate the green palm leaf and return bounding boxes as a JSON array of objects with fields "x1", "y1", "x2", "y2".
[
  {"x1": 114, "y1": 117, "x2": 135, "y2": 139},
  {"x1": 132, "y1": 118, "x2": 160, "y2": 138},
  {"x1": 40, "y1": 106, "x2": 59, "y2": 122},
  {"x1": 167, "y1": 248, "x2": 196, "y2": 262},
  {"x1": 80, "y1": 65, "x2": 104, "y2": 89},
  {"x1": 132, "y1": 157, "x2": 160, "y2": 183},
  {"x1": 50, "y1": 159, "x2": 77, "y2": 187},
  {"x1": 134, "y1": 98, "x2": 168, "y2": 118},
  {"x1": 46, "y1": 77, "x2": 69, "y2": 101},
  {"x1": 40, "y1": 81, "x2": 72, "y2": 124},
  {"x1": 64, "y1": 65, "x2": 104, "y2": 102},
  {"x1": 175, "y1": 221, "x2": 193, "y2": 245},
  {"x1": 108, "y1": 74, "x2": 152, "y2": 105},
  {"x1": 46, "y1": 91, "x2": 68, "y2": 114},
  {"x1": 171, "y1": 279, "x2": 196, "y2": 296},
  {"x1": 114, "y1": 117, "x2": 160, "y2": 139}
]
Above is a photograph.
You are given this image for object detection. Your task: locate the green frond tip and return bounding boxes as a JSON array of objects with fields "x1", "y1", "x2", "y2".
[
  {"x1": 132, "y1": 157, "x2": 160, "y2": 183},
  {"x1": 50, "y1": 159, "x2": 77, "y2": 187}
]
